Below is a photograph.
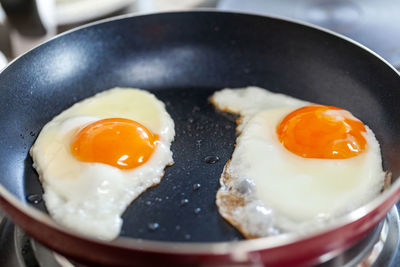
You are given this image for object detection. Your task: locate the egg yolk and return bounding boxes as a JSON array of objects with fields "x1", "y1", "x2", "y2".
[
  {"x1": 71, "y1": 118, "x2": 158, "y2": 169},
  {"x1": 277, "y1": 105, "x2": 367, "y2": 159}
]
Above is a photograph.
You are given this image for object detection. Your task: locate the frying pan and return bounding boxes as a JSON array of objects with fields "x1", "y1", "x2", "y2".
[{"x1": 1, "y1": 10, "x2": 400, "y2": 266}]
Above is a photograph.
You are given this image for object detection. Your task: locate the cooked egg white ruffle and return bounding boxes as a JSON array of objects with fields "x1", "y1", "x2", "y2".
[
  {"x1": 211, "y1": 87, "x2": 385, "y2": 238},
  {"x1": 30, "y1": 88, "x2": 174, "y2": 240}
]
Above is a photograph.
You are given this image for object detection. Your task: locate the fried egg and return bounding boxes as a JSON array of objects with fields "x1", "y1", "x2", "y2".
[
  {"x1": 30, "y1": 88, "x2": 174, "y2": 240},
  {"x1": 210, "y1": 86, "x2": 385, "y2": 238}
]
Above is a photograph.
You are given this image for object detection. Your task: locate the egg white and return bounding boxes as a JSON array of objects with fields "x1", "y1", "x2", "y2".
[
  {"x1": 30, "y1": 88, "x2": 175, "y2": 240},
  {"x1": 211, "y1": 87, "x2": 385, "y2": 237}
]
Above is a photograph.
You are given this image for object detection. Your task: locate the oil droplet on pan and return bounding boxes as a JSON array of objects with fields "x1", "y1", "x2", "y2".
[
  {"x1": 180, "y1": 199, "x2": 189, "y2": 206},
  {"x1": 148, "y1": 223, "x2": 159, "y2": 231},
  {"x1": 193, "y1": 183, "x2": 201, "y2": 191},
  {"x1": 194, "y1": 208, "x2": 201, "y2": 214},
  {"x1": 203, "y1": 156, "x2": 220, "y2": 164},
  {"x1": 26, "y1": 194, "x2": 42, "y2": 204}
]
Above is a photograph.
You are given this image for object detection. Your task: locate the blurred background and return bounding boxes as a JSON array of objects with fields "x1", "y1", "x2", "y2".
[
  {"x1": 0, "y1": 0, "x2": 400, "y2": 70},
  {"x1": 0, "y1": 1, "x2": 400, "y2": 266}
]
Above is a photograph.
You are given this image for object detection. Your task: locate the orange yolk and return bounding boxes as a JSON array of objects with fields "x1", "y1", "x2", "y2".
[
  {"x1": 71, "y1": 118, "x2": 158, "y2": 169},
  {"x1": 276, "y1": 105, "x2": 367, "y2": 159}
]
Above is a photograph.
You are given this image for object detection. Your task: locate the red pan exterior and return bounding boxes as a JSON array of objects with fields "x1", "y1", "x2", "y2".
[{"x1": 1, "y1": 180, "x2": 400, "y2": 266}]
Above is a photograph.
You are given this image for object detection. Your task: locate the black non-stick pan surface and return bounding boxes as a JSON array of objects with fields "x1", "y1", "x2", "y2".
[{"x1": 1, "y1": 11, "x2": 400, "y2": 244}]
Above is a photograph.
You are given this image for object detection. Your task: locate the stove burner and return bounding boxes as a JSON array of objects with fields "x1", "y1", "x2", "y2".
[{"x1": 0, "y1": 207, "x2": 399, "y2": 266}]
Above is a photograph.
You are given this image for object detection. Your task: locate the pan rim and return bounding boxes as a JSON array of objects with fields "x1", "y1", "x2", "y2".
[
  {"x1": 1, "y1": 178, "x2": 400, "y2": 254},
  {"x1": 0, "y1": 9, "x2": 400, "y2": 255},
  {"x1": 1, "y1": 9, "x2": 399, "y2": 78}
]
